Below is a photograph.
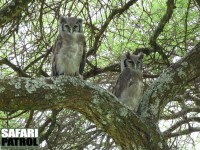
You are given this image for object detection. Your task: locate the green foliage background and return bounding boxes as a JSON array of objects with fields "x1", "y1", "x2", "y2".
[{"x1": 0, "y1": 0, "x2": 199, "y2": 149}]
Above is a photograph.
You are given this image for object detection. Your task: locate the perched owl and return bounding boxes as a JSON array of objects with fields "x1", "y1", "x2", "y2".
[
  {"x1": 51, "y1": 16, "x2": 86, "y2": 77},
  {"x1": 113, "y1": 52, "x2": 144, "y2": 112}
]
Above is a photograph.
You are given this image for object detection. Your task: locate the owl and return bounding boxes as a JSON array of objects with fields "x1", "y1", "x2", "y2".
[
  {"x1": 51, "y1": 16, "x2": 86, "y2": 77},
  {"x1": 113, "y1": 52, "x2": 144, "y2": 112}
]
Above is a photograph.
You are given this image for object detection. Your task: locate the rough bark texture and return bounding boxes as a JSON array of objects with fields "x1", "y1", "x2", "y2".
[
  {"x1": 139, "y1": 42, "x2": 200, "y2": 121},
  {"x1": 0, "y1": 75, "x2": 168, "y2": 149}
]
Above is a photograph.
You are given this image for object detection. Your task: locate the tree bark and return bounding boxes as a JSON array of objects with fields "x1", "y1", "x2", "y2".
[
  {"x1": 0, "y1": 76, "x2": 168, "y2": 149},
  {"x1": 139, "y1": 42, "x2": 200, "y2": 122}
]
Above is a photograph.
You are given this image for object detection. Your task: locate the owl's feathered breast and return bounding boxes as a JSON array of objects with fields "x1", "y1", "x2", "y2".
[
  {"x1": 113, "y1": 68, "x2": 143, "y2": 111},
  {"x1": 113, "y1": 68, "x2": 142, "y2": 97},
  {"x1": 52, "y1": 33, "x2": 85, "y2": 76},
  {"x1": 59, "y1": 33, "x2": 85, "y2": 54}
]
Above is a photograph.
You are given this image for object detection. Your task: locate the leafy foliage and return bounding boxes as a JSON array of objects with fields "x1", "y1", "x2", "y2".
[{"x1": 0, "y1": 0, "x2": 200, "y2": 149}]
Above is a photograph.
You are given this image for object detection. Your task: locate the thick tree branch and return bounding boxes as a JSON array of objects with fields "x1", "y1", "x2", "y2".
[
  {"x1": 0, "y1": 0, "x2": 34, "y2": 27},
  {"x1": 0, "y1": 76, "x2": 168, "y2": 149},
  {"x1": 140, "y1": 42, "x2": 200, "y2": 121}
]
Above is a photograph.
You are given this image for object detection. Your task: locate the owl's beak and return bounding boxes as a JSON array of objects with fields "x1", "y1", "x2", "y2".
[
  {"x1": 134, "y1": 64, "x2": 137, "y2": 70},
  {"x1": 70, "y1": 28, "x2": 73, "y2": 33}
]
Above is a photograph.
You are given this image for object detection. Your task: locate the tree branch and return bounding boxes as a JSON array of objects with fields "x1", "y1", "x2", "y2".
[
  {"x1": 0, "y1": 58, "x2": 29, "y2": 77},
  {"x1": 160, "y1": 107, "x2": 200, "y2": 120},
  {"x1": 150, "y1": 0, "x2": 175, "y2": 44},
  {"x1": 165, "y1": 127, "x2": 200, "y2": 139},
  {"x1": 39, "y1": 109, "x2": 61, "y2": 143},
  {"x1": 163, "y1": 116, "x2": 200, "y2": 139},
  {"x1": 139, "y1": 42, "x2": 200, "y2": 121},
  {"x1": 163, "y1": 117, "x2": 200, "y2": 136},
  {"x1": 164, "y1": 127, "x2": 200, "y2": 139},
  {"x1": 83, "y1": 63, "x2": 159, "y2": 79},
  {"x1": 87, "y1": 0, "x2": 138, "y2": 56},
  {"x1": 0, "y1": 76, "x2": 168, "y2": 149},
  {"x1": 84, "y1": 63, "x2": 120, "y2": 79},
  {"x1": 194, "y1": 0, "x2": 200, "y2": 8},
  {"x1": 0, "y1": 0, "x2": 34, "y2": 27},
  {"x1": 149, "y1": 0, "x2": 175, "y2": 63}
]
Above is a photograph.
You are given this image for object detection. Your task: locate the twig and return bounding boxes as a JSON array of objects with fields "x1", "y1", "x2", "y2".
[{"x1": 87, "y1": 0, "x2": 138, "y2": 57}]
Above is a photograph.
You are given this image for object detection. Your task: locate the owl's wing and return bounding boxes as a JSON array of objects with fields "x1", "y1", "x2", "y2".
[
  {"x1": 79, "y1": 39, "x2": 87, "y2": 75},
  {"x1": 51, "y1": 35, "x2": 63, "y2": 76},
  {"x1": 113, "y1": 68, "x2": 133, "y2": 98}
]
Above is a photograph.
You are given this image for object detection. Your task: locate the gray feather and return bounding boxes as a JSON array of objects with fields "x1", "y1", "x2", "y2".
[
  {"x1": 51, "y1": 17, "x2": 86, "y2": 77},
  {"x1": 113, "y1": 52, "x2": 144, "y2": 112}
]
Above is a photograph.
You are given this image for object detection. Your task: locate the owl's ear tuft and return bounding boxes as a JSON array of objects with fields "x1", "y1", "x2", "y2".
[
  {"x1": 134, "y1": 48, "x2": 150, "y2": 55},
  {"x1": 59, "y1": 16, "x2": 66, "y2": 23},
  {"x1": 126, "y1": 52, "x2": 131, "y2": 59},
  {"x1": 138, "y1": 52, "x2": 144, "y2": 60},
  {"x1": 77, "y1": 18, "x2": 83, "y2": 24}
]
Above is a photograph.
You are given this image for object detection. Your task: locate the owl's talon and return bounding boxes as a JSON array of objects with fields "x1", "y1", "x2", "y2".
[{"x1": 75, "y1": 72, "x2": 83, "y2": 79}]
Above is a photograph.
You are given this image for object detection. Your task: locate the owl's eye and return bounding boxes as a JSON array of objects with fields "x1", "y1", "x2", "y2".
[
  {"x1": 128, "y1": 60, "x2": 134, "y2": 64},
  {"x1": 65, "y1": 24, "x2": 69, "y2": 28},
  {"x1": 64, "y1": 24, "x2": 71, "y2": 32},
  {"x1": 73, "y1": 25, "x2": 78, "y2": 29}
]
